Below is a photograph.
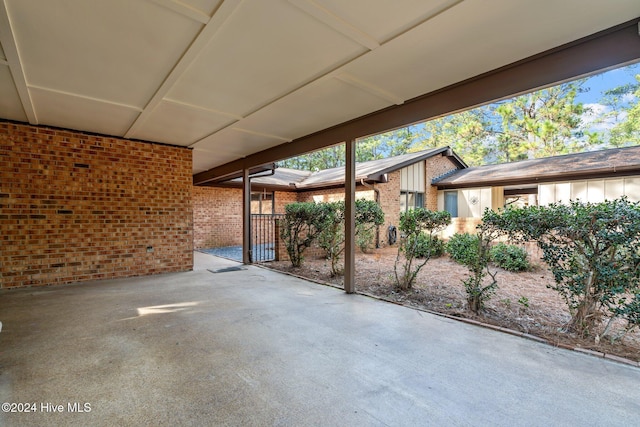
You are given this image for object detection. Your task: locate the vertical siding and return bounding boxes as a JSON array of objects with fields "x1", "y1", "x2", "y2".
[
  {"x1": 571, "y1": 181, "x2": 588, "y2": 201},
  {"x1": 587, "y1": 180, "x2": 605, "y2": 203},
  {"x1": 624, "y1": 177, "x2": 640, "y2": 200},
  {"x1": 604, "y1": 179, "x2": 624, "y2": 200}
]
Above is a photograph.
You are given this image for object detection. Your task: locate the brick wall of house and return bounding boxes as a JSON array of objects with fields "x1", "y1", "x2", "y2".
[
  {"x1": 193, "y1": 186, "x2": 243, "y2": 249},
  {"x1": 425, "y1": 154, "x2": 459, "y2": 211},
  {"x1": 0, "y1": 122, "x2": 193, "y2": 288},
  {"x1": 378, "y1": 170, "x2": 401, "y2": 245},
  {"x1": 275, "y1": 191, "x2": 298, "y2": 213},
  {"x1": 192, "y1": 186, "x2": 296, "y2": 249}
]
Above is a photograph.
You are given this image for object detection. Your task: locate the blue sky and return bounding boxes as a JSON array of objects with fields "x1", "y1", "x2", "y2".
[{"x1": 579, "y1": 63, "x2": 639, "y2": 104}]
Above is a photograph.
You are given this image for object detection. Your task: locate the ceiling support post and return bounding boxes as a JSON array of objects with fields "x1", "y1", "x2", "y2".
[
  {"x1": 344, "y1": 139, "x2": 356, "y2": 294},
  {"x1": 242, "y1": 168, "x2": 252, "y2": 264}
]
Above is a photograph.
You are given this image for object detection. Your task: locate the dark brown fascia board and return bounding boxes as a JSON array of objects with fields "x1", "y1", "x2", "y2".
[
  {"x1": 193, "y1": 18, "x2": 640, "y2": 186},
  {"x1": 366, "y1": 147, "x2": 467, "y2": 181},
  {"x1": 193, "y1": 164, "x2": 274, "y2": 185},
  {"x1": 201, "y1": 181, "x2": 298, "y2": 192},
  {"x1": 295, "y1": 181, "x2": 373, "y2": 194},
  {"x1": 434, "y1": 166, "x2": 640, "y2": 190}
]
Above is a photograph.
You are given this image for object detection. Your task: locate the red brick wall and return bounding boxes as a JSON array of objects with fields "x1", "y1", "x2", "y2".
[
  {"x1": 425, "y1": 155, "x2": 459, "y2": 211},
  {"x1": 378, "y1": 171, "x2": 401, "y2": 245},
  {"x1": 0, "y1": 122, "x2": 193, "y2": 288},
  {"x1": 192, "y1": 187, "x2": 296, "y2": 249},
  {"x1": 193, "y1": 187, "x2": 242, "y2": 249}
]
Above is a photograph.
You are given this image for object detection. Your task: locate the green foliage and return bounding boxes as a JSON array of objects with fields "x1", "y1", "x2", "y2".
[
  {"x1": 446, "y1": 233, "x2": 479, "y2": 265},
  {"x1": 489, "y1": 243, "x2": 530, "y2": 272},
  {"x1": 409, "y1": 234, "x2": 445, "y2": 259},
  {"x1": 517, "y1": 296, "x2": 530, "y2": 309},
  {"x1": 356, "y1": 223, "x2": 375, "y2": 253},
  {"x1": 394, "y1": 209, "x2": 451, "y2": 291},
  {"x1": 485, "y1": 198, "x2": 640, "y2": 338},
  {"x1": 446, "y1": 217, "x2": 506, "y2": 313},
  {"x1": 597, "y1": 70, "x2": 640, "y2": 147},
  {"x1": 280, "y1": 202, "x2": 329, "y2": 268},
  {"x1": 316, "y1": 202, "x2": 345, "y2": 276},
  {"x1": 409, "y1": 110, "x2": 491, "y2": 166},
  {"x1": 492, "y1": 82, "x2": 590, "y2": 162},
  {"x1": 316, "y1": 199, "x2": 385, "y2": 276}
]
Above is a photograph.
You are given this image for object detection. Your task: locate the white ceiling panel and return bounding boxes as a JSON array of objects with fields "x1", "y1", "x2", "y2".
[
  {"x1": 311, "y1": 0, "x2": 462, "y2": 44},
  {"x1": 30, "y1": 87, "x2": 141, "y2": 137},
  {"x1": 168, "y1": 0, "x2": 367, "y2": 117},
  {"x1": 0, "y1": 0, "x2": 637, "y2": 174},
  {"x1": 341, "y1": 0, "x2": 640, "y2": 102},
  {"x1": 131, "y1": 100, "x2": 237, "y2": 146},
  {"x1": 192, "y1": 147, "x2": 240, "y2": 175},
  {"x1": 180, "y1": 0, "x2": 223, "y2": 17},
  {"x1": 193, "y1": 127, "x2": 288, "y2": 156},
  {"x1": 0, "y1": 66, "x2": 26, "y2": 121},
  {"x1": 237, "y1": 78, "x2": 392, "y2": 141},
  {"x1": 7, "y1": 0, "x2": 202, "y2": 108}
]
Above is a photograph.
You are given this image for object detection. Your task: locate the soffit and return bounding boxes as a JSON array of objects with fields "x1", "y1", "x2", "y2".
[{"x1": 0, "y1": 0, "x2": 638, "y2": 174}]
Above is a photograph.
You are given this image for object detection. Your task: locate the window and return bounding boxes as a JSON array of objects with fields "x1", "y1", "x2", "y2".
[
  {"x1": 444, "y1": 191, "x2": 458, "y2": 217},
  {"x1": 400, "y1": 191, "x2": 425, "y2": 212},
  {"x1": 251, "y1": 191, "x2": 274, "y2": 214}
]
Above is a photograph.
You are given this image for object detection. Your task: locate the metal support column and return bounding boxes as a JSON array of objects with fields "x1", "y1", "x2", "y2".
[
  {"x1": 344, "y1": 139, "x2": 356, "y2": 293},
  {"x1": 242, "y1": 168, "x2": 251, "y2": 264}
]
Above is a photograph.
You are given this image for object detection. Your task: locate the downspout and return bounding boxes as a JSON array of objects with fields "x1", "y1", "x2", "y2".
[{"x1": 361, "y1": 179, "x2": 381, "y2": 248}]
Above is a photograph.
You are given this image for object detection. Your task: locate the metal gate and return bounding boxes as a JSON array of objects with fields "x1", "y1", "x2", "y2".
[{"x1": 251, "y1": 214, "x2": 285, "y2": 262}]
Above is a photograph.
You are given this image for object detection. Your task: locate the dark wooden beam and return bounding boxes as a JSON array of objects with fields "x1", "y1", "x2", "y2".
[
  {"x1": 194, "y1": 18, "x2": 640, "y2": 186},
  {"x1": 242, "y1": 168, "x2": 251, "y2": 264},
  {"x1": 344, "y1": 139, "x2": 356, "y2": 294}
]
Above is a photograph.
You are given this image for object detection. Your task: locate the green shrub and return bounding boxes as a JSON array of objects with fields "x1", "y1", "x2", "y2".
[
  {"x1": 410, "y1": 234, "x2": 445, "y2": 259},
  {"x1": 356, "y1": 223, "x2": 376, "y2": 253},
  {"x1": 490, "y1": 243, "x2": 529, "y2": 272},
  {"x1": 280, "y1": 202, "x2": 329, "y2": 268},
  {"x1": 446, "y1": 222, "x2": 506, "y2": 314},
  {"x1": 446, "y1": 233, "x2": 479, "y2": 265},
  {"x1": 394, "y1": 209, "x2": 451, "y2": 290},
  {"x1": 315, "y1": 199, "x2": 384, "y2": 275},
  {"x1": 483, "y1": 198, "x2": 640, "y2": 338}
]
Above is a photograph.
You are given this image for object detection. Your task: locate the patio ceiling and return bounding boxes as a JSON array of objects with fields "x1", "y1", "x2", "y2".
[{"x1": 1, "y1": 1, "x2": 639, "y2": 176}]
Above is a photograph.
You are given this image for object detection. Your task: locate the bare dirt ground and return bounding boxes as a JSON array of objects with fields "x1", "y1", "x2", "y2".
[{"x1": 264, "y1": 247, "x2": 640, "y2": 363}]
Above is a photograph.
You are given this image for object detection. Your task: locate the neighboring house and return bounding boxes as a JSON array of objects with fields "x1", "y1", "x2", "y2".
[
  {"x1": 433, "y1": 145, "x2": 640, "y2": 236},
  {"x1": 193, "y1": 144, "x2": 640, "y2": 250},
  {"x1": 193, "y1": 147, "x2": 466, "y2": 249}
]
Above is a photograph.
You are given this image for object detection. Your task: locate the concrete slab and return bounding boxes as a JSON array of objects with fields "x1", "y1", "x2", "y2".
[{"x1": 1, "y1": 253, "x2": 639, "y2": 426}]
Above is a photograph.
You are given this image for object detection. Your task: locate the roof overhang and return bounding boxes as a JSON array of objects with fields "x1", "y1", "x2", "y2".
[
  {"x1": 193, "y1": 18, "x2": 640, "y2": 185},
  {"x1": 435, "y1": 167, "x2": 640, "y2": 190}
]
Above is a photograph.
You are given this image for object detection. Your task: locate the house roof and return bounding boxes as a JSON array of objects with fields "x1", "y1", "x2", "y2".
[
  {"x1": 433, "y1": 145, "x2": 640, "y2": 189},
  {"x1": 227, "y1": 147, "x2": 464, "y2": 190}
]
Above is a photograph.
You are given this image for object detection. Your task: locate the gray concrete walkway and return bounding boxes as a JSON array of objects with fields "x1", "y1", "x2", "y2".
[{"x1": 0, "y1": 252, "x2": 639, "y2": 426}]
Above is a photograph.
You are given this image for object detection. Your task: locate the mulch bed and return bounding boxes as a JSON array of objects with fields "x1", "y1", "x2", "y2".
[{"x1": 263, "y1": 246, "x2": 640, "y2": 363}]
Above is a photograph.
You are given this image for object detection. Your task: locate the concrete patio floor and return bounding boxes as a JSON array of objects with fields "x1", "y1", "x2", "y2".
[{"x1": 1, "y1": 252, "x2": 639, "y2": 426}]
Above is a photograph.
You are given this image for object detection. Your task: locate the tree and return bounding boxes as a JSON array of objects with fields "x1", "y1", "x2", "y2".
[
  {"x1": 410, "y1": 110, "x2": 491, "y2": 166},
  {"x1": 394, "y1": 209, "x2": 451, "y2": 290},
  {"x1": 489, "y1": 81, "x2": 590, "y2": 162},
  {"x1": 606, "y1": 74, "x2": 640, "y2": 147},
  {"x1": 280, "y1": 202, "x2": 328, "y2": 268},
  {"x1": 317, "y1": 200, "x2": 384, "y2": 276},
  {"x1": 446, "y1": 220, "x2": 505, "y2": 314},
  {"x1": 485, "y1": 199, "x2": 640, "y2": 339}
]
